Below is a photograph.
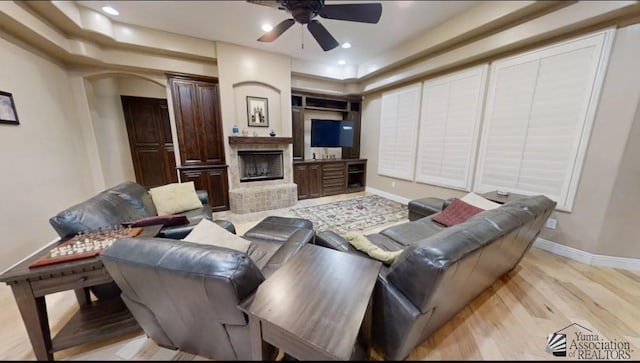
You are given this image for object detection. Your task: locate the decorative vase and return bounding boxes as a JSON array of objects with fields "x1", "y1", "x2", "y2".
[
  {"x1": 269, "y1": 130, "x2": 276, "y2": 137},
  {"x1": 232, "y1": 125, "x2": 239, "y2": 135}
]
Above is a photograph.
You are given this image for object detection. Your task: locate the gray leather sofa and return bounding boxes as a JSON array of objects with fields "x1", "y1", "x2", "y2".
[
  {"x1": 316, "y1": 194, "x2": 556, "y2": 360},
  {"x1": 49, "y1": 181, "x2": 235, "y2": 299},
  {"x1": 49, "y1": 181, "x2": 234, "y2": 239},
  {"x1": 100, "y1": 216, "x2": 315, "y2": 360}
]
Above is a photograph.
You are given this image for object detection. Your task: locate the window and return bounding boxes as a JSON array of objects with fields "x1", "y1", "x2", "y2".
[
  {"x1": 415, "y1": 65, "x2": 487, "y2": 191},
  {"x1": 378, "y1": 83, "x2": 421, "y2": 181},
  {"x1": 474, "y1": 30, "x2": 614, "y2": 211}
]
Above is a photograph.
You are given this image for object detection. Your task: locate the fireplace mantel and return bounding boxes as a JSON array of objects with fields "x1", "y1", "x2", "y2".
[{"x1": 229, "y1": 136, "x2": 293, "y2": 145}]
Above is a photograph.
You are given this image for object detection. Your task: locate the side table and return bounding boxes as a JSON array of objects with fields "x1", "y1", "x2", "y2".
[
  {"x1": 0, "y1": 225, "x2": 162, "y2": 360},
  {"x1": 239, "y1": 244, "x2": 382, "y2": 360},
  {"x1": 481, "y1": 190, "x2": 529, "y2": 204}
]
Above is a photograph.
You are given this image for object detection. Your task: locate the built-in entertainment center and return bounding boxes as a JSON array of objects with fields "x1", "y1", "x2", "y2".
[{"x1": 291, "y1": 90, "x2": 366, "y2": 200}]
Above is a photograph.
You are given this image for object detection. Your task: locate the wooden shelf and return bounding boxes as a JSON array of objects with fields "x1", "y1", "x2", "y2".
[
  {"x1": 304, "y1": 106, "x2": 348, "y2": 112},
  {"x1": 229, "y1": 136, "x2": 293, "y2": 145},
  {"x1": 51, "y1": 297, "x2": 140, "y2": 352}
]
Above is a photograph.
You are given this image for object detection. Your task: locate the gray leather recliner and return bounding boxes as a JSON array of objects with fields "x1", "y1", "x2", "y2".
[{"x1": 100, "y1": 216, "x2": 315, "y2": 360}]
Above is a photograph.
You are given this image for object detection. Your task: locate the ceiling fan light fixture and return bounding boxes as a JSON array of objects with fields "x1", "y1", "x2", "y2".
[
  {"x1": 249, "y1": 0, "x2": 382, "y2": 52},
  {"x1": 261, "y1": 24, "x2": 273, "y2": 32},
  {"x1": 101, "y1": 6, "x2": 119, "y2": 16},
  {"x1": 341, "y1": 42, "x2": 351, "y2": 49}
]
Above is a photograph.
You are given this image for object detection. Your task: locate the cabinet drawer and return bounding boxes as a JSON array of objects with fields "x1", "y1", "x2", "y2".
[
  {"x1": 323, "y1": 164, "x2": 344, "y2": 171},
  {"x1": 324, "y1": 186, "x2": 345, "y2": 195},
  {"x1": 323, "y1": 175, "x2": 344, "y2": 182},
  {"x1": 323, "y1": 180, "x2": 344, "y2": 188},
  {"x1": 31, "y1": 268, "x2": 113, "y2": 297},
  {"x1": 322, "y1": 171, "x2": 344, "y2": 180}
]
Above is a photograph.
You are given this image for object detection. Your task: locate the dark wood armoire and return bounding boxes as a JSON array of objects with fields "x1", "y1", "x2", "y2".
[{"x1": 167, "y1": 73, "x2": 229, "y2": 211}]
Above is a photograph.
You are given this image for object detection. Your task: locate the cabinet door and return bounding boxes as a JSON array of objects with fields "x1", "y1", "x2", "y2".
[
  {"x1": 294, "y1": 164, "x2": 310, "y2": 200},
  {"x1": 179, "y1": 167, "x2": 229, "y2": 212},
  {"x1": 169, "y1": 75, "x2": 225, "y2": 167},
  {"x1": 197, "y1": 83, "x2": 225, "y2": 164},
  {"x1": 121, "y1": 96, "x2": 177, "y2": 188},
  {"x1": 342, "y1": 108, "x2": 361, "y2": 159},
  {"x1": 292, "y1": 106, "x2": 304, "y2": 160},
  {"x1": 309, "y1": 164, "x2": 323, "y2": 198}
]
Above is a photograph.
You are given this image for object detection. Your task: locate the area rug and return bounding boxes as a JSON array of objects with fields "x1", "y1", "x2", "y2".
[{"x1": 290, "y1": 194, "x2": 408, "y2": 235}]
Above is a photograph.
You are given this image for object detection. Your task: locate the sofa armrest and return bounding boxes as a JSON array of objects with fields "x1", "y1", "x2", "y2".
[
  {"x1": 260, "y1": 228, "x2": 315, "y2": 278},
  {"x1": 315, "y1": 230, "x2": 368, "y2": 258}
]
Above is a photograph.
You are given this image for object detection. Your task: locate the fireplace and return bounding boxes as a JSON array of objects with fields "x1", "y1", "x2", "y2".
[
  {"x1": 228, "y1": 137, "x2": 297, "y2": 214},
  {"x1": 238, "y1": 150, "x2": 284, "y2": 182}
]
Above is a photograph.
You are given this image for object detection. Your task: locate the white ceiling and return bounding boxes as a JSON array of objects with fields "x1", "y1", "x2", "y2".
[{"x1": 76, "y1": 0, "x2": 479, "y2": 68}]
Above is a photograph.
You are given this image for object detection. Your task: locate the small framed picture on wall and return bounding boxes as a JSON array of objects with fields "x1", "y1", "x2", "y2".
[
  {"x1": 247, "y1": 96, "x2": 269, "y2": 127},
  {"x1": 0, "y1": 91, "x2": 19, "y2": 125}
]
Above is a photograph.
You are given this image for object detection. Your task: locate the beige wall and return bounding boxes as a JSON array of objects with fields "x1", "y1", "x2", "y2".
[
  {"x1": 361, "y1": 24, "x2": 640, "y2": 258},
  {"x1": 597, "y1": 89, "x2": 640, "y2": 258},
  {"x1": 85, "y1": 77, "x2": 135, "y2": 188},
  {"x1": 0, "y1": 32, "x2": 95, "y2": 271},
  {"x1": 84, "y1": 76, "x2": 168, "y2": 188},
  {"x1": 118, "y1": 77, "x2": 167, "y2": 99},
  {"x1": 216, "y1": 42, "x2": 293, "y2": 187},
  {"x1": 543, "y1": 24, "x2": 640, "y2": 256}
]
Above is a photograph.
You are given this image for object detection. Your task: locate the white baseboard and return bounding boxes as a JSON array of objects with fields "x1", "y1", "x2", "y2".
[
  {"x1": 365, "y1": 187, "x2": 412, "y2": 205},
  {"x1": 534, "y1": 238, "x2": 640, "y2": 271}
]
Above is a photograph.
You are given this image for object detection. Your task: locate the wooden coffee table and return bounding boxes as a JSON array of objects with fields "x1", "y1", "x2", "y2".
[
  {"x1": 0, "y1": 225, "x2": 162, "y2": 361},
  {"x1": 240, "y1": 244, "x2": 382, "y2": 360}
]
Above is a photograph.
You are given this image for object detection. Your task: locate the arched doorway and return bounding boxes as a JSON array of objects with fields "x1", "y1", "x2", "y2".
[{"x1": 84, "y1": 73, "x2": 178, "y2": 188}]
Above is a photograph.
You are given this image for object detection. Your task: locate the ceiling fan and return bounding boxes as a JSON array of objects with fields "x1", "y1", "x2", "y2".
[{"x1": 247, "y1": 0, "x2": 383, "y2": 51}]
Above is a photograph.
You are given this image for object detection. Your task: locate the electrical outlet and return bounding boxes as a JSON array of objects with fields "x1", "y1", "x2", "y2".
[
  {"x1": 391, "y1": 181, "x2": 396, "y2": 188},
  {"x1": 545, "y1": 218, "x2": 557, "y2": 229}
]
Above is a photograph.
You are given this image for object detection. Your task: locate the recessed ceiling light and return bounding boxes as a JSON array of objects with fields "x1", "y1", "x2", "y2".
[
  {"x1": 262, "y1": 24, "x2": 273, "y2": 32},
  {"x1": 338, "y1": 60, "x2": 346, "y2": 65},
  {"x1": 342, "y1": 42, "x2": 352, "y2": 49},
  {"x1": 101, "y1": 6, "x2": 119, "y2": 16}
]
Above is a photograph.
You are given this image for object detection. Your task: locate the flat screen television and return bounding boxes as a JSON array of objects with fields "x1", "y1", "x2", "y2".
[{"x1": 310, "y1": 119, "x2": 354, "y2": 147}]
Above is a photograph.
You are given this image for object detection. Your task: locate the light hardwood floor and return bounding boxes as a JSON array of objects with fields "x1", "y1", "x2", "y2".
[{"x1": 1, "y1": 192, "x2": 639, "y2": 360}]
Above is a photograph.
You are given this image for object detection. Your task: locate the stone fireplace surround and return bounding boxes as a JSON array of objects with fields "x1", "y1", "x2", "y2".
[{"x1": 227, "y1": 137, "x2": 297, "y2": 214}]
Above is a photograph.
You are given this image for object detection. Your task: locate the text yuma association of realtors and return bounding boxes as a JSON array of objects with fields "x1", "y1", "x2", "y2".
[{"x1": 570, "y1": 331, "x2": 633, "y2": 360}]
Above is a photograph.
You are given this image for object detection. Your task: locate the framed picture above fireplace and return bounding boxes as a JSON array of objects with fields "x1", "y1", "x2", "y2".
[{"x1": 247, "y1": 96, "x2": 269, "y2": 127}]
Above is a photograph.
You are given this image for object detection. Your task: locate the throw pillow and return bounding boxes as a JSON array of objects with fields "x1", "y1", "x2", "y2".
[
  {"x1": 460, "y1": 192, "x2": 501, "y2": 210},
  {"x1": 343, "y1": 231, "x2": 403, "y2": 265},
  {"x1": 182, "y1": 219, "x2": 251, "y2": 253},
  {"x1": 149, "y1": 182, "x2": 203, "y2": 216},
  {"x1": 432, "y1": 198, "x2": 484, "y2": 227}
]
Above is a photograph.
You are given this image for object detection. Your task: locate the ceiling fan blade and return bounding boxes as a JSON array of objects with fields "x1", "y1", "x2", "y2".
[
  {"x1": 318, "y1": 3, "x2": 382, "y2": 24},
  {"x1": 307, "y1": 20, "x2": 339, "y2": 51},
  {"x1": 258, "y1": 18, "x2": 295, "y2": 42}
]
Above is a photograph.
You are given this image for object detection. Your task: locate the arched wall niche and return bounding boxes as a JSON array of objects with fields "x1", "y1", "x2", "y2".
[
  {"x1": 232, "y1": 80, "x2": 282, "y2": 135},
  {"x1": 81, "y1": 71, "x2": 179, "y2": 188}
]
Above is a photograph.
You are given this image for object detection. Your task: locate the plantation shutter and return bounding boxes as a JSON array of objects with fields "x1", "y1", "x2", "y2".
[
  {"x1": 415, "y1": 65, "x2": 487, "y2": 190},
  {"x1": 378, "y1": 83, "x2": 421, "y2": 181},
  {"x1": 475, "y1": 30, "x2": 614, "y2": 210}
]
